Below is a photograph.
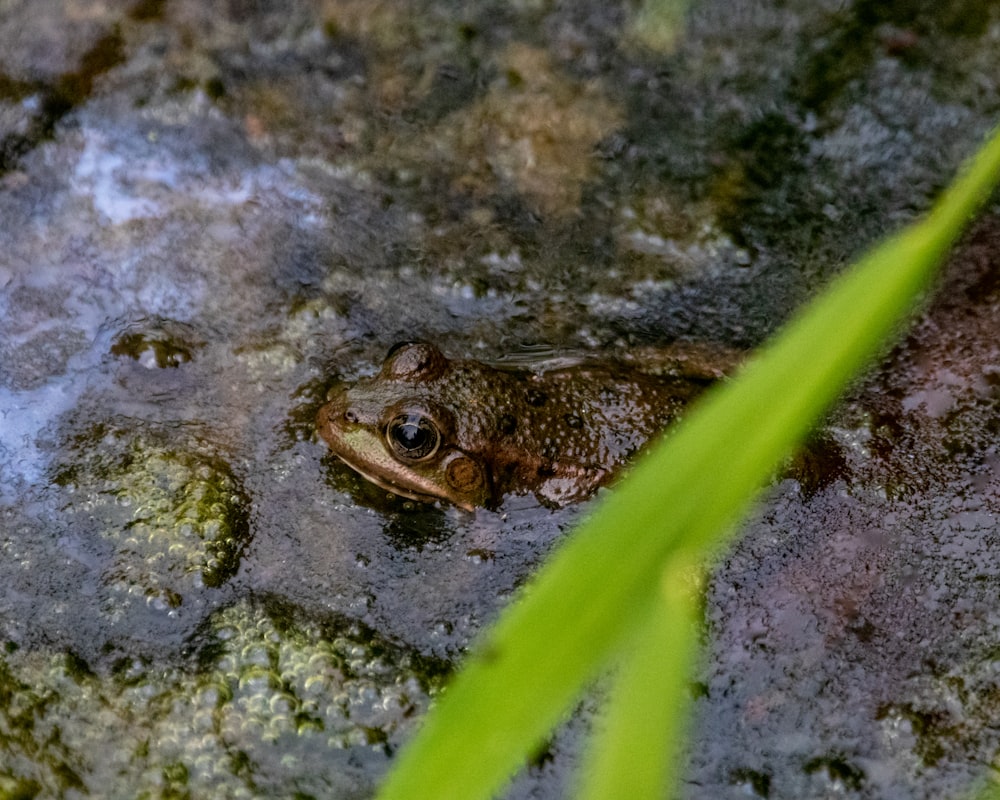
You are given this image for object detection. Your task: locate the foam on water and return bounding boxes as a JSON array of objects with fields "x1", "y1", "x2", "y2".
[{"x1": 1, "y1": 126, "x2": 312, "y2": 504}]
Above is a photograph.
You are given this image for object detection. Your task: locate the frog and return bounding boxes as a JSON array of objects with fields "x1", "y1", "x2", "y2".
[{"x1": 317, "y1": 341, "x2": 740, "y2": 511}]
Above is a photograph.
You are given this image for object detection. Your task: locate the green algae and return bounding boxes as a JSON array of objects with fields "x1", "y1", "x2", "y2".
[
  {"x1": 27, "y1": 431, "x2": 447, "y2": 795},
  {"x1": 0, "y1": 598, "x2": 443, "y2": 798},
  {"x1": 54, "y1": 428, "x2": 250, "y2": 609}
]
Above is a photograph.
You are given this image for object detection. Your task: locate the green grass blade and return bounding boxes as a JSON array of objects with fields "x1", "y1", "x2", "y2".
[
  {"x1": 576, "y1": 557, "x2": 702, "y2": 800},
  {"x1": 375, "y1": 127, "x2": 1000, "y2": 800}
]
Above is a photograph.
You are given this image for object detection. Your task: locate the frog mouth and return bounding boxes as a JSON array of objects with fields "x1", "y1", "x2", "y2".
[{"x1": 334, "y1": 454, "x2": 459, "y2": 508}]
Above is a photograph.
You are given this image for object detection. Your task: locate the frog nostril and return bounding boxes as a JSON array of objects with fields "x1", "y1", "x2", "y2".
[{"x1": 344, "y1": 409, "x2": 358, "y2": 423}]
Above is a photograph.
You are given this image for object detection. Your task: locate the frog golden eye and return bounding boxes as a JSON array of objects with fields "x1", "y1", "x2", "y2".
[{"x1": 386, "y1": 413, "x2": 440, "y2": 461}]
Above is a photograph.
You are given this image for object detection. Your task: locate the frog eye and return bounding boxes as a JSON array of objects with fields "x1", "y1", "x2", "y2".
[{"x1": 386, "y1": 413, "x2": 441, "y2": 461}]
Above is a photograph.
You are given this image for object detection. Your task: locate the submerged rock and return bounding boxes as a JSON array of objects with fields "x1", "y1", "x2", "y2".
[
  {"x1": 0, "y1": 597, "x2": 444, "y2": 797},
  {"x1": 53, "y1": 427, "x2": 250, "y2": 613}
]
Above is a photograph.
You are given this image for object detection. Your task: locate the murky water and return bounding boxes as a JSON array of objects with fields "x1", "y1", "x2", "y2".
[{"x1": 1, "y1": 0, "x2": 1000, "y2": 797}]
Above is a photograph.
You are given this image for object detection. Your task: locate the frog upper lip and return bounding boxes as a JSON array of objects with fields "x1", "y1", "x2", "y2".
[
  {"x1": 334, "y1": 454, "x2": 439, "y2": 503},
  {"x1": 332, "y1": 451, "x2": 477, "y2": 511}
]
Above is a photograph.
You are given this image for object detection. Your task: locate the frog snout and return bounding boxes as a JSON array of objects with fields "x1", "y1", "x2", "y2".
[
  {"x1": 319, "y1": 387, "x2": 378, "y2": 431},
  {"x1": 318, "y1": 393, "x2": 351, "y2": 431}
]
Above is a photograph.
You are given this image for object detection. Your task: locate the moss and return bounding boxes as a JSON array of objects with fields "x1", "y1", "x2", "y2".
[
  {"x1": 109, "y1": 320, "x2": 206, "y2": 369},
  {"x1": 53, "y1": 427, "x2": 251, "y2": 612},
  {"x1": 0, "y1": 654, "x2": 90, "y2": 796},
  {"x1": 0, "y1": 599, "x2": 445, "y2": 796},
  {"x1": 0, "y1": 774, "x2": 42, "y2": 800}
]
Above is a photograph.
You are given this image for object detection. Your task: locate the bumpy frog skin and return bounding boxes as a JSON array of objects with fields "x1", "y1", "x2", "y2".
[{"x1": 317, "y1": 342, "x2": 732, "y2": 510}]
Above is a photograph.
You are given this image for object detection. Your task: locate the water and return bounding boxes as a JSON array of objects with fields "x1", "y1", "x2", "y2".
[{"x1": 2, "y1": 0, "x2": 1000, "y2": 797}]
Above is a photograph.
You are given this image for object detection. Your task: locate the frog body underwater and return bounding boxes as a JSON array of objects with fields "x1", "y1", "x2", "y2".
[{"x1": 317, "y1": 341, "x2": 734, "y2": 510}]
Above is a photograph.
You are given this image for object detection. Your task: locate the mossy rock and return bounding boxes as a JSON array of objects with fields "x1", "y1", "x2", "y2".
[
  {"x1": 0, "y1": 598, "x2": 446, "y2": 797},
  {"x1": 53, "y1": 426, "x2": 251, "y2": 617}
]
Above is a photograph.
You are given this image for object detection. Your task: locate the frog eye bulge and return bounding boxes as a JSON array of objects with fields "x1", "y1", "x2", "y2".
[{"x1": 386, "y1": 413, "x2": 440, "y2": 461}]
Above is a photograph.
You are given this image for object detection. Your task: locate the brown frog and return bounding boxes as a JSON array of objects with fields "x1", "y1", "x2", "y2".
[{"x1": 317, "y1": 341, "x2": 739, "y2": 510}]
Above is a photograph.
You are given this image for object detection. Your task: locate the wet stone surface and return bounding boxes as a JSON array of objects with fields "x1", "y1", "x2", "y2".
[{"x1": 0, "y1": 0, "x2": 999, "y2": 797}]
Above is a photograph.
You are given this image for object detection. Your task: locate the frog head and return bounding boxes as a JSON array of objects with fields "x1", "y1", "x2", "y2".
[{"x1": 317, "y1": 342, "x2": 494, "y2": 510}]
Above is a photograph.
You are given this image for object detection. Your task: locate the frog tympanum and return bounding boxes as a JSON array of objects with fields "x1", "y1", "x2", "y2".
[{"x1": 317, "y1": 341, "x2": 735, "y2": 510}]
